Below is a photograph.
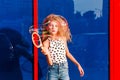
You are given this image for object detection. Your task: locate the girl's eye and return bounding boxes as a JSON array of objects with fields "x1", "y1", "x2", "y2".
[{"x1": 48, "y1": 24, "x2": 52, "y2": 28}]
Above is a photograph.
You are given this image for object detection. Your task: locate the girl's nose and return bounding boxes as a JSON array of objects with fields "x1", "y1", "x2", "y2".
[{"x1": 52, "y1": 25, "x2": 55, "y2": 29}]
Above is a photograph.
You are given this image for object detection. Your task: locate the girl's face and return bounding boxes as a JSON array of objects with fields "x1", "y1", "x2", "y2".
[{"x1": 47, "y1": 21, "x2": 59, "y2": 35}]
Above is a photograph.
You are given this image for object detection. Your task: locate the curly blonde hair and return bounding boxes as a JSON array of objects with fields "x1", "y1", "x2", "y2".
[{"x1": 41, "y1": 14, "x2": 71, "y2": 42}]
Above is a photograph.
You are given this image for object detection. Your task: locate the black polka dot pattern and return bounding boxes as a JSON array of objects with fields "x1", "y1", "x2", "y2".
[{"x1": 48, "y1": 39, "x2": 67, "y2": 64}]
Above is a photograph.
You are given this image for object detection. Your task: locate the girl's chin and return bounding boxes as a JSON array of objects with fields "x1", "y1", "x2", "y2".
[
  {"x1": 51, "y1": 33, "x2": 57, "y2": 35},
  {"x1": 51, "y1": 32, "x2": 57, "y2": 34}
]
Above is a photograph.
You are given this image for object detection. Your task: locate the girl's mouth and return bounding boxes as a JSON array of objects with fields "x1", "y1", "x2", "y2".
[{"x1": 52, "y1": 30, "x2": 55, "y2": 32}]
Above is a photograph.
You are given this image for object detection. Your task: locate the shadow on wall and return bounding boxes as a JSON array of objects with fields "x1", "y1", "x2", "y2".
[{"x1": 0, "y1": 28, "x2": 42, "y2": 80}]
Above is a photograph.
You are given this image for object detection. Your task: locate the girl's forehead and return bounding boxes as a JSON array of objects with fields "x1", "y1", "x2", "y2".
[{"x1": 49, "y1": 20, "x2": 59, "y2": 25}]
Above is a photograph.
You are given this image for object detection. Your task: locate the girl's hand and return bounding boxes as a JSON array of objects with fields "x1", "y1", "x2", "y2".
[
  {"x1": 78, "y1": 64, "x2": 84, "y2": 77},
  {"x1": 40, "y1": 46, "x2": 48, "y2": 56}
]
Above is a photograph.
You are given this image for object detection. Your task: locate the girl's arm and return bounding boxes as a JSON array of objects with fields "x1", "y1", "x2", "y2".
[
  {"x1": 65, "y1": 41, "x2": 84, "y2": 77},
  {"x1": 40, "y1": 39, "x2": 53, "y2": 66}
]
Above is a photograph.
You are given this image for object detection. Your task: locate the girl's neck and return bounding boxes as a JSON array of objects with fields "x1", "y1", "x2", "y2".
[{"x1": 50, "y1": 34, "x2": 60, "y2": 40}]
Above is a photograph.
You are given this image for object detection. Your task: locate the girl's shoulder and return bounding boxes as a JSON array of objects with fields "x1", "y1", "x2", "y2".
[
  {"x1": 58, "y1": 36, "x2": 67, "y2": 44},
  {"x1": 42, "y1": 37, "x2": 50, "y2": 47},
  {"x1": 60, "y1": 36, "x2": 67, "y2": 42}
]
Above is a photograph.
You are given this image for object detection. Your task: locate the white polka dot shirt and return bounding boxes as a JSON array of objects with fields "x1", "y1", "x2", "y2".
[{"x1": 48, "y1": 38, "x2": 67, "y2": 64}]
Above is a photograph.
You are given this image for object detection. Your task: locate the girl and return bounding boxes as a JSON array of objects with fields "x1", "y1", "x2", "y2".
[{"x1": 40, "y1": 14, "x2": 84, "y2": 80}]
